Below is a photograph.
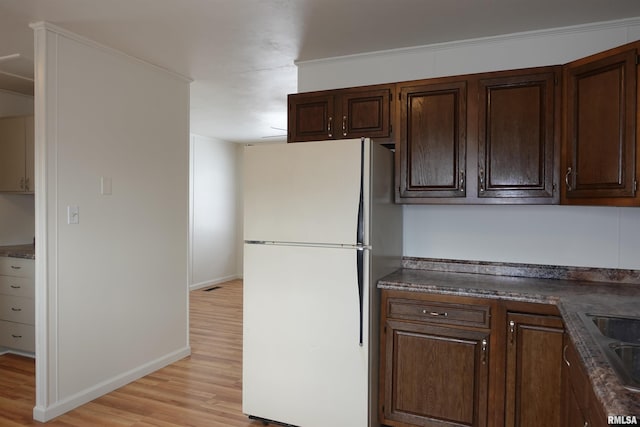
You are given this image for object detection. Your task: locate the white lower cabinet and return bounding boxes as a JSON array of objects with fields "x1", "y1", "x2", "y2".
[{"x1": 0, "y1": 257, "x2": 35, "y2": 354}]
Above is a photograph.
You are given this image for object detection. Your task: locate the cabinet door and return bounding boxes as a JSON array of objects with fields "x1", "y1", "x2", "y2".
[
  {"x1": 382, "y1": 319, "x2": 489, "y2": 427},
  {"x1": 397, "y1": 80, "x2": 467, "y2": 200},
  {"x1": 478, "y1": 69, "x2": 559, "y2": 202},
  {"x1": 505, "y1": 313, "x2": 564, "y2": 427},
  {"x1": 563, "y1": 47, "x2": 638, "y2": 204},
  {"x1": 564, "y1": 380, "x2": 587, "y2": 427},
  {"x1": 0, "y1": 116, "x2": 27, "y2": 192},
  {"x1": 340, "y1": 87, "x2": 393, "y2": 139},
  {"x1": 287, "y1": 92, "x2": 335, "y2": 142},
  {"x1": 562, "y1": 336, "x2": 588, "y2": 427}
]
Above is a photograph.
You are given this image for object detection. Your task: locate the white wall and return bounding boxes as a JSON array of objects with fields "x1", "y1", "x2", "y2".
[
  {"x1": 297, "y1": 17, "x2": 640, "y2": 270},
  {"x1": 32, "y1": 23, "x2": 190, "y2": 421},
  {"x1": 0, "y1": 90, "x2": 34, "y2": 245},
  {"x1": 190, "y1": 134, "x2": 243, "y2": 289}
]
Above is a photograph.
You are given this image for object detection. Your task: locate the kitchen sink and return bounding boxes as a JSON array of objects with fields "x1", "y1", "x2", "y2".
[
  {"x1": 590, "y1": 315, "x2": 640, "y2": 343},
  {"x1": 610, "y1": 343, "x2": 640, "y2": 384},
  {"x1": 580, "y1": 313, "x2": 640, "y2": 392}
]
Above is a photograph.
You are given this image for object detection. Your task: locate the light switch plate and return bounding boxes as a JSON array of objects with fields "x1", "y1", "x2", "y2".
[
  {"x1": 67, "y1": 206, "x2": 79, "y2": 224},
  {"x1": 101, "y1": 176, "x2": 112, "y2": 195}
]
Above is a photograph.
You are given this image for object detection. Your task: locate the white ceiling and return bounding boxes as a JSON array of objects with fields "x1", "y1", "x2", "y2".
[{"x1": 1, "y1": 0, "x2": 640, "y2": 144}]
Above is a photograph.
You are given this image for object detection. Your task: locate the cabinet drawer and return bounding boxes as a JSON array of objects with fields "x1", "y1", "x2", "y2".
[
  {"x1": 0, "y1": 257, "x2": 35, "y2": 278},
  {"x1": 388, "y1": 298, "x2": 491, "y2": 328},
  {"x1": 0, "y1": 276, "x2": 34, "y2": 298},
  {"x1": 0, "y1": 320, "x2": 35, "y2": 353},
  {"x1": 0, "y1": 295, "x2": 34, "y2": 325}
]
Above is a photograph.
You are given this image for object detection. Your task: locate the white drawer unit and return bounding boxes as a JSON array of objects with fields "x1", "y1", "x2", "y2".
[
  {"x1": 0, "y1": 320, "x2": 35, "y2": 353},
  {"x1": 0, "y1": 257, "x2": 35, "y2": 278},
  {"x1": 0, "y1": 276, "x2": 35, "y2": 298},
  {"x1": 0, "y1": 256, "x2": 35, "y2": 354},
  {"x1": 0, "y1": 295, "x2": 35, "y2": 325}
]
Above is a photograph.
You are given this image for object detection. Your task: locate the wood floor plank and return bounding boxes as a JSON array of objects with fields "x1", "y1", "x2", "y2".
[{"x1": 0, "y1": 280, "x2": 267, "y2": 426}]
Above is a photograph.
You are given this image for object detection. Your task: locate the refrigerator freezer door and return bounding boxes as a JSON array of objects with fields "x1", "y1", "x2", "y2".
[
  {"x1": 244, "y1": 139, "x2": 369, "y2": 246},
  {"x1": 242, "y1": 243, "x2": 369, "y2": 427}
]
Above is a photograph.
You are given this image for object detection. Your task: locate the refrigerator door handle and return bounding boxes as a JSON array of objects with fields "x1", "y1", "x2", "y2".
[
  {"x1": 356, "y1": 137, "x2": 366, "y2": 347},
  {"x1": 356, "y1": 248, "x2": 364, "y2": 347},
  {"x1": 356, "y1": 137, "x2": 365, "y2": 246}
]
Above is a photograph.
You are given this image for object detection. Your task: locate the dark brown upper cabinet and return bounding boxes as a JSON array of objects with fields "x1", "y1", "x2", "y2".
[
  {"x1": 478, "y1": 69, "x2": 560, "y2": 203},
  {"x1": 396, "y1": 67, "x2": 560, "y2": 204},
  {"x1": 287, "y1": 84, "x2": 394, "y2": 143},
  {"x1": 397, "y1": 78, "x2": 468, "y2": 199},
  {"x1": 562, "y1": 42, "x2": 640, "y2": 206}
]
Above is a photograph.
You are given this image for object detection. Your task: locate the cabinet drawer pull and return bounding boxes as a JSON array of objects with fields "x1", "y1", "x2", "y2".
[
  {"x1": 10, "y1": 285, "x2": 21, "y2": 289},
  {"x1": 11, "y1": 334, "x2": 23, "y2": 339},
  {"x1": 11, "y1": 265, "x2": 22, "y2": 270},
  {"x1": 11, "y1": 307, "x2": 22, "y2": 312},
  {"x1": 423, "y1": 310, "x2": 448, "y2": 317},
  {"x1": 563, "y1": 344, "x2": 571, "y2": 367}
]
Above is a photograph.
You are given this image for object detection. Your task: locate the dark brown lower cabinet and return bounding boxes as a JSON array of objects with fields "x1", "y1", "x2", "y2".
[
  {"x1": 380, "y1": 291, "x2": 493, "y2": 427},
  {"x1": 562, "y1": 335, "x2": 608, "y2": 427},
  {"x1": 380, "y1": 291, "x2": 574, "y2": 427},
  {"x1": 504, "y1": 312, "x2": 564, "y2": 427},
  {"x1": 382, "y1": 320, "x2": 490, "y2": 427}
]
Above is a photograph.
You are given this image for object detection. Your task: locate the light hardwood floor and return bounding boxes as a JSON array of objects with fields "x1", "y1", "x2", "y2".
[{"x1": 0, "y1": 280, "x2": 267, "y2": 426}]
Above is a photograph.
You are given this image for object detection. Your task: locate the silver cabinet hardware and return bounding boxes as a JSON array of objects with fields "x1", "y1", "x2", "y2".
[
  {"x1": 565, "y1": 167, "x2": 573, "y2": 191},
  {"x1": 481, "y1": 339, "x2": 488, "y2": 364},
  {"x1": 563, "y1": 344, "x2": 571, "y2": 367},
  {"x1": 423, "y1": 309, "x2": 448, "y2": 317},
  {"x1": 509, "y1": 320, "x2": 516, "y2": 344}
]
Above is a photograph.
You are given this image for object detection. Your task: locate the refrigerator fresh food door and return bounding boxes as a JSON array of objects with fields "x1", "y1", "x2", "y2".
[
  {"x1": 244, "y1": 139, "x2": 369, "y2": 246},
  {"x1": 243, "y1": 243, "x2": 370, "y2": 427}
]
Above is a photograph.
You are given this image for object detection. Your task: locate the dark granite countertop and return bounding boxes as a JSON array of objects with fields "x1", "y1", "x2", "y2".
[
  {"x1": 0, "y1": 244, "x2": 35, "y2": 260},
  {"x1": 377, "y1": 258, "x2": 640, "y2": 418}
]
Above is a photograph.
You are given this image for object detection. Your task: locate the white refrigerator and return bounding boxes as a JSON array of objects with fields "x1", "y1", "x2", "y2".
[{"x1": 242, "y1": 138, "x2": 402, "y2": 427}]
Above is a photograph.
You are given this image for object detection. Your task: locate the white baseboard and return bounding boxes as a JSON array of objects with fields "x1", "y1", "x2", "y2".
[
  {"x1": 189, "y1": 274, "x2": 241, "y2": 291},
  {"x1": 0, "y1": 348, "x2": 35, "y2": 359},
  {"x1": 32, "y1": 346, "x2": 191, "y2": 422}
]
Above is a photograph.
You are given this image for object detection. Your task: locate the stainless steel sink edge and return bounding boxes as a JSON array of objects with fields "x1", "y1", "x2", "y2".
[{"x1": 579, "y1": 312, "x2": 640, "y2": 392}]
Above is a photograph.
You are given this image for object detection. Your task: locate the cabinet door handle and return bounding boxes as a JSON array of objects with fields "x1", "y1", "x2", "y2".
[
  {"x1": 25, "y1": 177, "x2": 30, "y2": 191},
  {"x1": 327, "y1": 116, "x2": 333, "y2": 138},
  {"x1": 459, "y1": 171, "x2": 465, "y2": 192},
  {"x1": 563, "y1": 344, "x2": 571, "y2": 367},
  {"x1": 481, "y1": 339, "x2": 488, "y2": 364},
  {"x1": 565, "y1": 167, "x2": 573, "y2": 191},
  {"x1": 479, "y1": 167, "x2": 485, "y2": 192},
  {"x1": 342, "y1": 115, "x2": 347, "y2": 137},
  {"x1": 19, "y1": 177, "x2": 25, "y2": 190},
  {"x1": 509, "y1": 320, "x2": 516, "y2": 344}
]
